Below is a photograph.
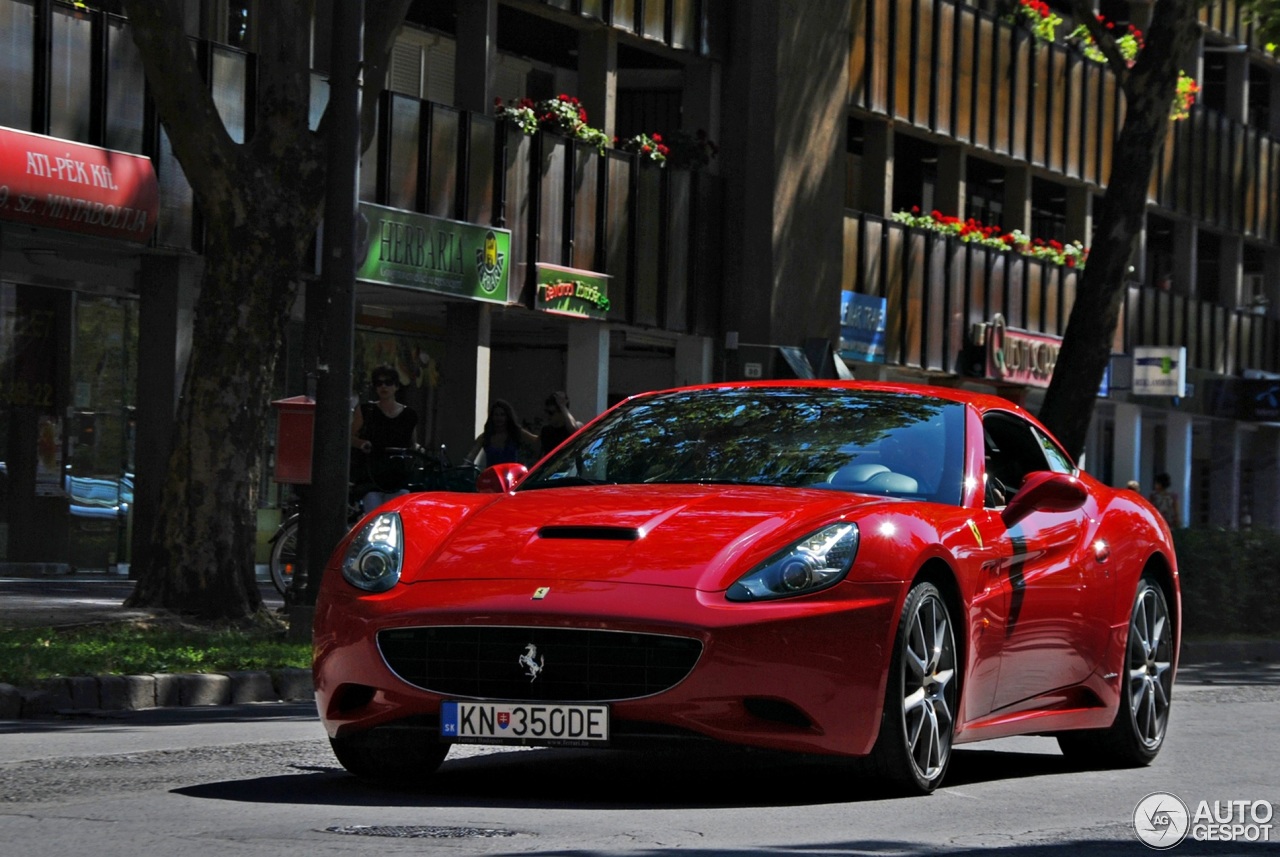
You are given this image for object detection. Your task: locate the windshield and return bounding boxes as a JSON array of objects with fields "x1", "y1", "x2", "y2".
[{"x1": 520, "y1": 387, "x2": 966, "y2": 505}]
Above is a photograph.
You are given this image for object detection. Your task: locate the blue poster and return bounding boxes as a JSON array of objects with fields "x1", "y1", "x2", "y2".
[{"x1": 839, "y1": 291, "x2": 887, "y2": 364}]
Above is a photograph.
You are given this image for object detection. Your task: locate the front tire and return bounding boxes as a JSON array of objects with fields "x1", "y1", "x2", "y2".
[
  {"x1": 867, "y1": 581, "x2": 958, "y2": 795},
  {"x1": 1057, "y1": 574, "x2": 1174, "y2": 766},
  {"x1": 330, "y1": 733, "x2": 449, "y2": 784}
]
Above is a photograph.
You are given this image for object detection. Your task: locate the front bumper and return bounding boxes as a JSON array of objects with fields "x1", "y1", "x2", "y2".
[{"x1": 313, "y1": 575, "x2": 905, "y2": 757}]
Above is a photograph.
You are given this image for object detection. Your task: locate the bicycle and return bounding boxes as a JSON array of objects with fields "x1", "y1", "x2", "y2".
[{"x1": 268, "y1": 447, "x2": 481, "y2": 596}]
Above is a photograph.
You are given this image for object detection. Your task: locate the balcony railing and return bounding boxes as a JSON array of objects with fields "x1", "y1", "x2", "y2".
[
  {"x1": 854, "y1": 0, "x2": 1280, "y2": 243},
  {"x1": 364, "y1": 91, "x2": 716, "y2": 334},
  {"x1": 846, "y1": 212, "x2": 1280, "y2": 376}
]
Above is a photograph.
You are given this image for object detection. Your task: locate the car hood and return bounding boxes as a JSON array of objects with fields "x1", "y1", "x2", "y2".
[{"x1": 397, "y1": 484, "x2": 875, "y2": 592}]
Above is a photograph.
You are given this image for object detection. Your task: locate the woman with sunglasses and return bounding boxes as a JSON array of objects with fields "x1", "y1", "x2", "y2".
[{"x1": 350, "y1": 365, "x2": 419, "y2": 512}]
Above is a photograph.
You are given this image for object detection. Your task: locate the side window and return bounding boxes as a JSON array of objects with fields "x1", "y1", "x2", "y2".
[
  {"x1": 982, "y1": 412, "x2": 1051, "y2": 507},
  {"x1": 1032, "y1": 426, "x2": 1075, "y2": 474}
]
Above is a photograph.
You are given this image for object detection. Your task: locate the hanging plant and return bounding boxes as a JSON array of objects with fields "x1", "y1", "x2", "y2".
[
  {"x1": 1008, "y1": 0, "x2": 1062, "y2": 44},
  {"x1": 616, "y1": 132, "x2": 670, "y2": 165},
  {"x1": 892, "y1": 208, "x2": 1088, "y2": 270},
  {"x1": 1171, "y1": 71, "x2": 1200, "y2": 121},
  {"x1": 1068, "y1": 15, "x2": 1144, "y2": 65}
]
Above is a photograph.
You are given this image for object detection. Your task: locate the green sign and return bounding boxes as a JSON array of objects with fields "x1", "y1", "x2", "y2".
[
  {"x1": 534, "y1": 263, "x2": 612, "y2": 320},
  {"x1": 356, "y1": 202, "x2": 511, "y2": 302}
]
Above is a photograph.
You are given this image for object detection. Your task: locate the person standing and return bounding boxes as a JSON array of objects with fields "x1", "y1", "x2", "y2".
[
  {"x1": 465, "y1": 399, "x2": 537, "y2": 467},
  {"x1": 538, "y1": 390, "x2": 582, "y2": 458},
  {"x1": 350, "y1": 365, "x2": 419, "y2": 512},
  {"x1": 1149, "y1": 472, "x2": 1180, "y2": 528}
]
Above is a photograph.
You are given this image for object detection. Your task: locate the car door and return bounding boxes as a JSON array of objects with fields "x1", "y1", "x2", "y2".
[{"x1": 981, "y1": 411, "x2": 1099, "y2": 712}]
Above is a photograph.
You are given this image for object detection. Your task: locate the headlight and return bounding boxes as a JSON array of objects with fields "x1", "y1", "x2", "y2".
[
  {"x1": 341, "y1": 512, "x2": 403, "y2": 592},
  {"x1": 726, "y1": 523, "x2": 859, "y2": 602}
]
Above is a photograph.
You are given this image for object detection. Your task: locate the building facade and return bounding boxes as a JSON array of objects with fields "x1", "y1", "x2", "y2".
[{"x1": 0, "y1": 0, "x2": 1276, "y2": 574}]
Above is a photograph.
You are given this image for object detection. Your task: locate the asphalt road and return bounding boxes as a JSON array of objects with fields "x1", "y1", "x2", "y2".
[{"x1": 0, "y1": 663, "x2": 1277, "y2": 856}]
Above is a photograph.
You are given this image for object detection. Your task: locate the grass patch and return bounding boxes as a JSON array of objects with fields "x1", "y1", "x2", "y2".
[{"x1": 0, "y1": 615, "x2": 311, "y2": 687}]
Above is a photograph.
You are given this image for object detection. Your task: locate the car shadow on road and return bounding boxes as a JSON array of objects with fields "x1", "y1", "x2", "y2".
[{"x1": 174, "y1": 743, "x2": 1080, "y2": 809}]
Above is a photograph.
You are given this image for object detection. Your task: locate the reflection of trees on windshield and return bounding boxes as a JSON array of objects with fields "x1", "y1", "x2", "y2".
[{"x1": 523, "y1": 389, "x2": 964, "y2": 504}]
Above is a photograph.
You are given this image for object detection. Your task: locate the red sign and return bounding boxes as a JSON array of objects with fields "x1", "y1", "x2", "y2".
[
  {"x1": 0, "y1": 126, "x2": 159, "y2": 243},
  {"x1": 983, "y1": 313, "x2": 1062, "y2": 388}
]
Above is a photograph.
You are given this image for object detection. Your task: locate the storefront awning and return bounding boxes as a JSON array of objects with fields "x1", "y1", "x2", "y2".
[{"x1": 0, "y1": 126, "x2": 159, "y2": 244}]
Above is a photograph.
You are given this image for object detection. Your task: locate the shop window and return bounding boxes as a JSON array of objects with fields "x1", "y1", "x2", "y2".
[{"x1": 0, "y1": 0, "x2": 35, "y2": 131}]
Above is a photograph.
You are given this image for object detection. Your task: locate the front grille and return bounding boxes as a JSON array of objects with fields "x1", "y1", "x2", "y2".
[{"x1": 378, "y1": 626, "x2": 703, "y2": 702}]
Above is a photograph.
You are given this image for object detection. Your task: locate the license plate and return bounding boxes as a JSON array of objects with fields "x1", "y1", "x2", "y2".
[{"x1": 440, "y1": 701, "x2": 609, "y2": 747}]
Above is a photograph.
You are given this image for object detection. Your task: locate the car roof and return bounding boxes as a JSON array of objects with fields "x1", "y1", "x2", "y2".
[{"x1": 633, "y1": 379, "x2": 1033, "y2": 420}]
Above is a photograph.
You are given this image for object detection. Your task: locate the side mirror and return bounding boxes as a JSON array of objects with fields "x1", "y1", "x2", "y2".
[
  {"x1": 476, "y1": 462, "x2": 528, "y2": 494},
  {"x1": 1001, "y1": 471, "x2": 1087, "y2": 527}
]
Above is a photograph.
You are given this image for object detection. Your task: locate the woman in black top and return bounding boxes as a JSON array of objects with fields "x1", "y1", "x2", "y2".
[{"x1": 350, "y1": 365, "x2": 418, "y2": 512}]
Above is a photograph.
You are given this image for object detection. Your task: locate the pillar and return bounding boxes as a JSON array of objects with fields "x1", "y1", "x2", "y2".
[
  {"x1": 1167, "y1": 411, "x2": 1193, "y2": 528},
  {"x1": 578, "y1": 28, "x2": 618, "y2": 139},
  {"x1": 454, "y1": 0, "x2": 497, "y2": 114},
  {"x1": 933, "y1": 145, "x2": 965, "y2": 220},
  {"x1": 1002, "y1": 164, "x2": 1032, "y2": 234},
  {"x1": 439, "y1": 302, "x2": 491, "y2": 462},
  {"x1": 674, "y1": 334, "x2": 713, "y2": 387},
  {"x1": 1174, "y1": 221, "x2": 1197, "y2": 297},
  {"x1": 1113, "y1": 401, "x2": 1143, "y2": 490},
  {"x1": 566, "y1": 321, "x2": 609, "y2": 421},
  {"x1": 857, "y1": 119, "x2": 893, "y2": 217},
  {"x1": 1207, "y1": 418, "x2": 1241, "y2": 529}
]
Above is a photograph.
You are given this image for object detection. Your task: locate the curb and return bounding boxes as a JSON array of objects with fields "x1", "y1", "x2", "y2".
[{"x1": 0, "y1": 668, "x2": 313, "y2": 719}]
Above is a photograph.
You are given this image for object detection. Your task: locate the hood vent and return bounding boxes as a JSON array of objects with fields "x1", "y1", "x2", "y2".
[{"x1": 537, "y1": 525, "x2": 641, "y2": 541}]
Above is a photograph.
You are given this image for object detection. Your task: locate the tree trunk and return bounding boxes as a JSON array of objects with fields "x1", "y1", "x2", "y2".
[
  {"x1": 127, "y1": 204, "x2": 314, "y2": 619},
  {"x1": 1037, "y1": 0, "x2": 1203, "y2": 460}
]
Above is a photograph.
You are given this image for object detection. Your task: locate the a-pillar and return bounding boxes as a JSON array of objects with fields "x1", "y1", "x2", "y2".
[
  {"x1": 453, "y1": 0, "x2": 497, "y2": 114},
  {"x1": 578, "y1": 27, "x2": 618, "y2": 140},
  {"x1": 1113, "y1": 401, "x2": 1143, "y2": 490},
  {"x1": 1207, "y1": 418, "x2": 1242, "y2": 529},
  {"x1": 1167, "y1": 410, "x2": 1193, "y2": 528},
  {"x1": 566, "y1": 321, "x2": 609, "y2": 421},
  {"x1": 439, "y1": 302, "x2": 491, "y2": 461}
]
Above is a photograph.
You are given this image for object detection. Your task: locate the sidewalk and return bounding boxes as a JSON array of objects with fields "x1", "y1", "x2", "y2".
[
  {"x1": 0, "y1": 570, "x2": 309, "y2": 719},
  {"x1": 1, "y1": 569, "x2": 1277, "y2": 720}
]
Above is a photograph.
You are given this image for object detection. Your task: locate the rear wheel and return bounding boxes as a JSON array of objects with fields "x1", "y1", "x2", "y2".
[
  {"x1": 329, "y1": 733, "x2": 449, "y2": 784},
  {"x1": 867, "y1": 581, "x2": 958, "y2": 795},
  {"x1": 268, "y1": 516, "x2": 298, "y2": 597},
  {"x1": 1057, "y1": 575, "x2": 1173, "y2": 766}
]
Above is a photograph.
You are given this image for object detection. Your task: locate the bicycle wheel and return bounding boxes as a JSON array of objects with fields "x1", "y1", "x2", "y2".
[{"x1": 269, "y1": 515, "x2": 299, "y2": 596}]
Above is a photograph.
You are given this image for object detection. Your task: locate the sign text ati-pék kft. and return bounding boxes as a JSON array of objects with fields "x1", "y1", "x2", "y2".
[{"x1": 0, "y1": 126, "x2": 159, "y2": 244}]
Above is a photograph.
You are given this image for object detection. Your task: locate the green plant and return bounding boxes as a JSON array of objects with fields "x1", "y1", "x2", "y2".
[
  {"x1": 495, "y1": 94, "x2": 610, "y2": 154},
  {"x1": 1172, "y1": 71, "x2": 1200, "y2": 121},
  {"x1": 616, "y1": 132, "x2": 670, "y2": 165},
  {"x1": 1172, "y1": 528, "x2": 1280, "y2": 638},
  {"x1": 0, "y1": 617, "x2": 311, "y2": 688},
  {"x1": 1009, "y1": 0, "x2": 1062, "y2": 44},
  {"x1": 1068, "y1": 15, "x2": 1144, "y2": 65},
  {"x1": 891, "y1": 208, "x2": 1088, "y2": 269}
]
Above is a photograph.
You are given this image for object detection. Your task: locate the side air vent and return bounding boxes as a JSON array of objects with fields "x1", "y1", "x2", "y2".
[{"x1": 537, "y1": 526, "x2": 641, "y2": 541}]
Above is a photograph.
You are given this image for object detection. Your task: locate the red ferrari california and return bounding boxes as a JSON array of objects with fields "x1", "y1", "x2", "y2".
[{"x1": 312, "y1": 381, "x2": 1179, "y2": 794}]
